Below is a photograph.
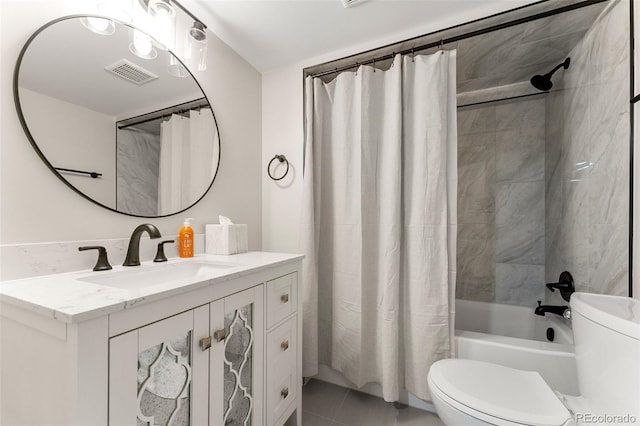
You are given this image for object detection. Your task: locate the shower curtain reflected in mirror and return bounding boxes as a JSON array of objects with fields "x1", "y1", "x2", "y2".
[
  {"x1": 117, "y1": 109, "x2": 218, "y2": 216},
  {"x1": 301, "y1": 51, "x2": 458, "y2": 401},
  {"x1": 158, "y1": 109, "x2": 217, "y2": 215}
]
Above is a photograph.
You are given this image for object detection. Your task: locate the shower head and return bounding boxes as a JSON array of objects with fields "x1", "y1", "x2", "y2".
[{"x1": 530, "y1": 57, "x2": 571, "y2": 91}]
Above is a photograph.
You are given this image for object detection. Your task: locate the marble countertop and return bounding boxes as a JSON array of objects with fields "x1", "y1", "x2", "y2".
[{"x1": 0, "y1": 252, "x2": 303, "y2": 324}]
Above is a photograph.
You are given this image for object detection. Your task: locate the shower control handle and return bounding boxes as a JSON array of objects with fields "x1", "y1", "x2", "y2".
[{"x1": 545, "y1": 271, "x2": 575, "y2": 302}]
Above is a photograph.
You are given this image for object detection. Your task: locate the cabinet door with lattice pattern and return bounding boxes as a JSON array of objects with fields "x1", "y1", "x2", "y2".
[
  {"x1": 109, "y1": 307, "x2": 210, "y2": 426},
  {"x1": 209, "y1": 286, "x2": 264, "y2": 426}
]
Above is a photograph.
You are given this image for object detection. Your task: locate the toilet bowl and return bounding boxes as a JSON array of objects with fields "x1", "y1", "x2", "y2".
[{"x1": 427, "y1": 293, "x2": 640, "y2": 425}]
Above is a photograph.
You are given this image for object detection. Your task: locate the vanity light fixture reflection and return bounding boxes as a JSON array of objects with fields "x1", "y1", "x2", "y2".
[
  {"x1": 147, "y1": 0, "x2": 176, "y2": 51},
  {"x1": 81, "y1": 0, "x2": 209, "y2": 71},
  {"x1": 167, "y1": 54, "x2": 190, "y2": 77},
  {"x1": 80, "y1": 16, "x2": 115, "y2": 35},
  {"x1": 130, "y1": 29, "x2": 158, "y2": 59},
  {"x1": 185, "y1": 21, "x2": 207, "y2": 71},
  {"x1": 80, "y1": 2, "x2": 131, "y2": 35}
]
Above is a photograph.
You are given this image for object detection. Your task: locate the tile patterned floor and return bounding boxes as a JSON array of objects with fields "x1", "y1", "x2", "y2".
[{"x1": 301, "y1": 379, "x2": 445, "y2": 426}]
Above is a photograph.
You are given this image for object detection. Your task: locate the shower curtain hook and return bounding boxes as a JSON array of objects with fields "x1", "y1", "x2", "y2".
[
  {"x1": 373, "y1": 57, "x2": 376, "y2": 72},
  {"x1": 391, "y1": 52, "x2": 395, "y2": 67},
  {"x1": 411, "y1": 48, "x2": 415, "y2": 62},
  {"x1": 355, "y1": 62, "x2": 359, "y2": 75},
  {"x1": 439, "y1": 39, "x2": 445, "y2": 54}
]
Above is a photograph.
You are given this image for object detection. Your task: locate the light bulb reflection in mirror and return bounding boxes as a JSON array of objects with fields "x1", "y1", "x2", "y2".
[
  {"x1": 129, "y1": 29, "x2": 157, "y2": 59},
  {"x1": 80, "y1": 16, "x2": 115, "y2": 35},
  {"x1": 148, "y1": 0, "x2": 176, "y2": 51}
]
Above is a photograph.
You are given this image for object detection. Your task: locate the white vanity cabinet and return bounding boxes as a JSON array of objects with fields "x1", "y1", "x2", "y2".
[
  {"x1": 110, "y1": 286, "x2": 265, "y2": 426},
  {"x1": 0, "y1": 253, "x2": 302, "y2": 426}
]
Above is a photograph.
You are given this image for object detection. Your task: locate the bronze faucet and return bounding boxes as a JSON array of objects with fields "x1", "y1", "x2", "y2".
[{"x1": 123, "y1": 224, "x2": 162, "y2": 266}]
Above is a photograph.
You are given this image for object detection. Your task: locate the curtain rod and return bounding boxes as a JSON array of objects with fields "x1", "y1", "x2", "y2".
[
  {"x1": 117, "y1": 98, "x2": 209, "y2": 129},
  {"x1": 457, "y1": 91, "x2": 549, "y2": 109},
  {"x1": 307, "y1": 0, "x2": 608, "y2": 79}
]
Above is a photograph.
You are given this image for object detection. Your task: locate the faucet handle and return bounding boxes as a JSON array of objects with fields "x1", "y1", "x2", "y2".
[
  {"x1": 545, "y1": 271, "x2": 575, "y2": 302},
  {"x1": 79, "y1": 246, "x2": 112, "y2": 271},
  {"x1": 154, "y1": 240, "x2": 175, "y2": 262}
]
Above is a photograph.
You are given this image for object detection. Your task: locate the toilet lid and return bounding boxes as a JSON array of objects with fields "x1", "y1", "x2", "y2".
[{"x1": 429, "y1": 359, "x2": 572, "y2": 426}]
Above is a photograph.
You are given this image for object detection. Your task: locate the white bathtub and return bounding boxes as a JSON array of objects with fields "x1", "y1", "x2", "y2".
[{"x1": 454, "y1": 299, "x2": 579, "y2": 395}]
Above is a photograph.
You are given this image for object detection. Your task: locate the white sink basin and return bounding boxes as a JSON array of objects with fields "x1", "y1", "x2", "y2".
[{"x1": 78, "y1": 261, "x2": 237, "y2": 290}]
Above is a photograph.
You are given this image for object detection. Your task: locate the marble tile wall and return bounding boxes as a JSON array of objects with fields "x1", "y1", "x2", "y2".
[
  {"x1": 116, "y1": 127, "x2": 161, "y2": 216},
  {"x1": 545, "y1": 0, "x2": 630, "y2": 300},
  {"x1": 457, "y1": 96, "x2": 546, "y2": 305}
]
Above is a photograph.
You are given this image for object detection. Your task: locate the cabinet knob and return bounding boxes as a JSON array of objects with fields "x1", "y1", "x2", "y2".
[
  {"x1": 280, "y1": 294, "x2": 289, "y2": 303},
  {"x1": 281, "y1": 388, "x2": 289, "y2": 399},
  {"x1": 281, "y1": 339, "x2": 289, "y2": 351},
  {"x1": 213, "y1": 329, "x2": 227, "y2": 342},
  {"x1": 199, "y1": 336, "x2": 212, "y2": 351}
]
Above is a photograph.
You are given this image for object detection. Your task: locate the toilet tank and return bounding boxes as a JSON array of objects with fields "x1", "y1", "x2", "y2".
[{"x1": 571, "y1": 293, "x2": 640, "y2": 420}]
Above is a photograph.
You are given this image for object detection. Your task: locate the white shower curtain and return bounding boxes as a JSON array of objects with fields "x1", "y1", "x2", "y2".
[
  {"x1": 188, "y1": 108, "x2": 218, "y2": 201},
  {"x1": 300, "y1": 52, "x2": 457, "y2": 401},
  {"x1": 159, "y1": 114, "x2": 187, "y2": 215},
  {"x1": 158, "y1": 109, "x2": 217, "y2": 214}
]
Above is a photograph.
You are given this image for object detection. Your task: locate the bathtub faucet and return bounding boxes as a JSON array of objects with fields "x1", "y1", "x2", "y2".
[{"x1": 535, "y1": 301, "x2": 570, "y2": 318}]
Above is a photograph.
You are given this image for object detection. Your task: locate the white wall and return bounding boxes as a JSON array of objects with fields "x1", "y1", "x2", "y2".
[
  {"x1": 261, "y1": 0, "x2": 539, "y2": 253},
  {"x1": 0, "y1": 1, "x2": 262, "y2": 251},
  {"x1": 19, "y1": 88, "x2": 116, "y2": 208}
]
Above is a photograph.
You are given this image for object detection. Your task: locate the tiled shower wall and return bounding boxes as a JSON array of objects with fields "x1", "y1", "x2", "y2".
[
  {"x1": 456, "y1": 97, "x2": 546, "y2": 306},
  {"x1": 116, "y1": 128, "x2": 161, "y2": 216},
  {"x1": 457, "y1": 0, "x2": 630, "y2": 305},
  {"x1": 545, "y1": 0, "x2": 629, "y2": 298}
]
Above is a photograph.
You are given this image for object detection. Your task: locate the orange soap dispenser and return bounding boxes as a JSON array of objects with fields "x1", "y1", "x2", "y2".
[{"x1": 179, "y1": 218, "x2": 195, "y2": 258}]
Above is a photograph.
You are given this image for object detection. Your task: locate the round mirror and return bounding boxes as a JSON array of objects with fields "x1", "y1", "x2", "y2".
[{"x1": 14, "y1": 15, "x2": 220, "y2": 217}]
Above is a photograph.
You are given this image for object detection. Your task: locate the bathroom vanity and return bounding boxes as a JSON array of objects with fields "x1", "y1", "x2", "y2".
[{"x1": 0, "y1": 252, "x2": 303, "y2": 426}]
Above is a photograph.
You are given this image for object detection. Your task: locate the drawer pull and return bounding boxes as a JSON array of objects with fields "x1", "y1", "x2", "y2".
[
  {"x1": 281, "y1": 339, "x2": 289, "y2": 351},
  {"x1": 280, "y1": 294, "x2": 289, "y2": 303},
  {"x1": 281, "y1": 388, "x2": 289, "y2": 399},
  {"x1": 199, "y1": 336, "x2": 212, "y2": 351},
  {"x1": 213, "y1": 329, "x2": 226, "y2": 342}
]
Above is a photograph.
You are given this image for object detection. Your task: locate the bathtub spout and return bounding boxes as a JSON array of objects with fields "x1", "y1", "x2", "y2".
[{"x1": 535, "y1": 301, "x2": 569, "y2": 317}]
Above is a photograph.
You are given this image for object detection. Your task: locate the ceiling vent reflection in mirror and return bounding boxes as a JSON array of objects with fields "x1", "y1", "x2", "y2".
[{"x1": 105, "y1": 59, "x2": 159, "y2": 85}]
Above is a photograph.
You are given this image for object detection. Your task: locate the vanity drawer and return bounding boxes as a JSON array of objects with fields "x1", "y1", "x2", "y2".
[
  {"x1": 267, "y1": 373, "x2": 295, "y2": 426},
  {"x1": 267, "y1": 315, "x2": 296, "y2": 370},
  {"x1": 266, "y1": 316, "x2": 297, "y2": 425},
  {"x1": 266, "y1": 272, "x2": 297, "y2": 328}
]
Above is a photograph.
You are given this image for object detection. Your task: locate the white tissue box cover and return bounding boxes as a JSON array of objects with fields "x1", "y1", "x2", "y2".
[{"x1": 205, "y1": 224, "x2": 248, "y2": 255}]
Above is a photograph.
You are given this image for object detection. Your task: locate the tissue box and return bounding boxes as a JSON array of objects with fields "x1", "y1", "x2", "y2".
[{"x1": 206, "y1": 224, "x2": 248, "y2": 255}]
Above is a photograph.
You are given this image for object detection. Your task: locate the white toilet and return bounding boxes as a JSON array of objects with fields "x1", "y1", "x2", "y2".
[{"x1": 427, "y1": 292, "x2": 640, "y2": 425}]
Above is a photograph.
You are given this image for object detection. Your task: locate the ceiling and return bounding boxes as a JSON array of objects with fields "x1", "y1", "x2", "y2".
[{"x1": 185, "y1": 0, "x2": 544, "y2": 72}]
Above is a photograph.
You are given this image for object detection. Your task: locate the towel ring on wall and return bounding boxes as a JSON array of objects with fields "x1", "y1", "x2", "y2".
[{"x1": 268, "y1": 154, "x2": 290, "y2": 181}]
